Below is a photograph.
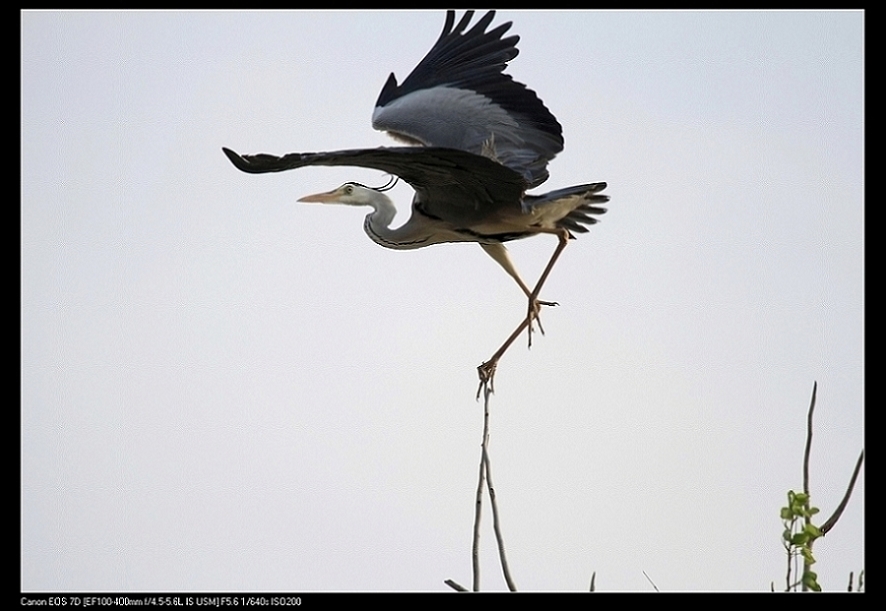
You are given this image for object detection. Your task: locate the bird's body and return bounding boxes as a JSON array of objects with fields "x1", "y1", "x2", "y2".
[
  {"x1": 223, "y1": 10, "x2": 609, "y2": 385},
  {"x1": 224, "y1": 145, "x2": 607, "y2": 247}
]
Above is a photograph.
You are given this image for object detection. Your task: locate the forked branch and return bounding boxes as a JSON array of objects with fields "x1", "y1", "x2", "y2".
[
  {"x1": 468, "y1": 385, "x2": 516, "y2": 591},
  {"x1": 784, "y1": 381, "x2": 864, "y2": 592}
]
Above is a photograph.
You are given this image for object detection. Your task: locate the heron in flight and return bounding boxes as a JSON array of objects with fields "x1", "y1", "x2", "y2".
[{"x1": 223, "y1": 10, "x2": 609, "y2": 387}]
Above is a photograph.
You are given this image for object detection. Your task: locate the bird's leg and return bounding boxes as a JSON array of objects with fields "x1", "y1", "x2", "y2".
[
  {"x1": 475, "y1": 233, "x2": 570, "y2": 397},
  {"x1": 477, "y1": 316, "x2": 533, "y2": 398},
  {"x1": 523, "y1": 229, "x2": 571, "y2": 348},
  {"x1": 479, "y1": 243, "x2": 557, "y2": 337}
]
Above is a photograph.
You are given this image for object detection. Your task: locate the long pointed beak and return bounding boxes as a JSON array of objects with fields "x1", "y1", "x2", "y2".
[{"x1": 297, "y1": 189, "x2": 339, "y2": 203}]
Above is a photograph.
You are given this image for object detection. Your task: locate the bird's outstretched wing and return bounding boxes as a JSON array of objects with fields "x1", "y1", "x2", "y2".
[
  {"x1": 222, "y1": 146, "x2": 527, "y2": 225},
  {"x1": 371, "y1": 10, "x2": 563, "y2": 189}
]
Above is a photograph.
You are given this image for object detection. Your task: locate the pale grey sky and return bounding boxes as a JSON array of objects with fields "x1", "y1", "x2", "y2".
[{"x1": 22, "y1": 10, "x2": 863, "y2": 591}]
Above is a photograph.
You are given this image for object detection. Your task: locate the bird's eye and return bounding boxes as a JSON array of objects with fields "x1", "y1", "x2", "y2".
[{"x1": 345, "y1": 185, "x2": 353, "y2": 194}]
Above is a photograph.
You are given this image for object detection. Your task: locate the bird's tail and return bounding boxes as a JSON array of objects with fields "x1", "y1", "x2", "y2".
[{"x1": 525, "y1": 182, "x2": 609, "y2": 235}]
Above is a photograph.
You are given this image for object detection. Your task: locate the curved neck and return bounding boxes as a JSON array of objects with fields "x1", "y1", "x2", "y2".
[{"x1": 362, "y1": 194, "x2": 437, "y2": 250}]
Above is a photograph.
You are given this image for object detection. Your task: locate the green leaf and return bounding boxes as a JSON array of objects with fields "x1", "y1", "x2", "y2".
[
  {"x1": 780, "y1": 507, "x2": 793, "y2": 520},
  {"x1": 791, "y1": 532, "x2": 809, "y2": 546},
  {"x1": 804, "y1": 523, "x2": 822, "y2": 538}
]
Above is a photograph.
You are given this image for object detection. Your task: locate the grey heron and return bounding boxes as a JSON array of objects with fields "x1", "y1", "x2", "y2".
[{"x1": 223, "y1": 10, "x2": 609, "y2": 386}]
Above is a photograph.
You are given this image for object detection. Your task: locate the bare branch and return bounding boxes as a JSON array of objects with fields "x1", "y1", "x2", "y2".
[
  {"x1": 483, "y1": 449, "x2": 516, "y2": 590},
  {"x1": 642, "y1": 569, "x2": 660, "y2": 592},
  {"x1": 444, "y1": 579, "x2": 468, "y2": 592},
  {"x1": 785, "y1": 542, "x2": 793, "y2": 591},
  {"x1": 590, "y1": 571, "x2": 596, "y2": 592},
  {"x1": 471, "y1": 387, "x2": 491, "y2": 591},
  {"x1": 803, "y1": 381, "x2": 817, "y2": 496},
  {"x1": 799, "y1": 381, "x2": 818, "y2": 591},
  {"x1": 469, "y1": 383, "x2": 517, "y2": 591},
  {"x1": 820, "y1": 449, "x2": 865, "y2": 536}
]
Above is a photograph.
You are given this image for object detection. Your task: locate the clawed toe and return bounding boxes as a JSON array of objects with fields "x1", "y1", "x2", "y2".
[
  {"x1": 476, "y1": 360, "x2": 498, "y2": 398},
  {"x1": 526, "y1": 297, "x2": 557, "y2": 346}
]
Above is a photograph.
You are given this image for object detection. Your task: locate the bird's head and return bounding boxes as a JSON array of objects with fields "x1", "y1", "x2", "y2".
[{"x1": 298, "y1": 182, "x2": 388, "y2": 208}]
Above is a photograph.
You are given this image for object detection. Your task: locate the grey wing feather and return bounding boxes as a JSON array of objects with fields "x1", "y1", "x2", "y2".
[
  {"x1": 371, "y1": 10, "x2": 563, "y2": 189},
  {"x1": 222, "y1": 146, "x2": 527, "y2": 226}
]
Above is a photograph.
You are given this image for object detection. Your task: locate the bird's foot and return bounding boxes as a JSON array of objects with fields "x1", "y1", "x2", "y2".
[
  {"x1": 526, "y1": 298, "x2": 558, "y2": 348},
  {"x1": 476, "y1": 359, "x2": 498, "y2": 399}
]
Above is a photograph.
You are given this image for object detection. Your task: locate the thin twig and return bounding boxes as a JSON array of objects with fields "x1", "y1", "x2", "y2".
[
  {"x1": 444, "y1": 579, "x2": 468, "y2": 592},
  {"x1": 472, "y1": 457, "x2": 485, "y2": 592},
  {"x1": 471, "y1": 387, "x2": 491, "y2": 591},
  {"x1": 589, "y1": 571, "x2": 596, "y2": 592},
  {"x1": 785, "y1": 540, "x2": 793, "y2": 591},
  {"x1": 642, "y1": 569, "x2": 660, "y2": 592},
  {"x1": 803, "y1": 381, "x2": 817, "y2": 496},
  {"x1": 800, "y1": 381, "x2": 817, "y2": 591},
  {"x1": 483, "y1": 447, "x2": 516, "y2": 590},
  {"x1": 820, "y1": 449, "x2": 865, "y2": 536}
]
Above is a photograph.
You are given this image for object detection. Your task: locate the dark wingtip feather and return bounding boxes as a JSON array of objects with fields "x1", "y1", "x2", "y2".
[
  {"x1": 222, "y1": 147, "x2": 309, "y2": 174},
  {"x1": 222, "y1": 147, "x2": 251, "y2": 172}
]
